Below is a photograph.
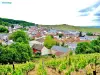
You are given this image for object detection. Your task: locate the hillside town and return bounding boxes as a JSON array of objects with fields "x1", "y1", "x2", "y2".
[{"x1": 0, "y1": 24, "x2": 99, "y2": 57}]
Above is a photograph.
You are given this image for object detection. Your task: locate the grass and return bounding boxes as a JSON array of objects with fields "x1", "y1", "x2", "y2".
[{"x1": 39, "y1": 25, "x2": 100, "y2": 32}]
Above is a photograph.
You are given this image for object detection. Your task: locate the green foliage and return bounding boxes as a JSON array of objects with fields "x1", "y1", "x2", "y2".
[
  {"x1": 75, "y1": 42, "x2": 93, "y2": 54},
  {"x1": 9, "y1": 30, "x2": 29, "y2": 43},
  {"x1": 37, "y1": 62, "x2": 47, "y2": 75},
  {"x1": 86, "y1": 32, "x2": 93, "y2": 36},
  {"x1": 0, "y1": 42, "x2": 33, "y2": 63},
  {"x1": 45, "y1": 53, "x2": 100, "y2": 75},
  {"x1": 0, "y1": 17, "x2": 35, "y2": 26},
  {"x1": 0, "y1": 62, "x2": 35, "y2": 75},
  {"x1": 9, "y1": 42, "x2": 33, "y2": 63},
  {"x1": 44, "y1": 35, "x2": 56, "y2": 49},
  {"x1": 97, "y1": 36, "x2": 100, "y2": 40},
  {"x1": 0, "y1": 45, "x2": 15, "y2": 64},
  {"x1": 58, "y1": 34, "x2": 63, "y2": 38},
  {"x1": 0, "y1": 26, "x2": 8, "y2": 33},
  {"x1": 39, "y1": 25, "x2": 100, "y2": 33},
  {"x1": 75, "y1": 36, "x2": 100, "y2": 54},
  {"x1": 61, "y1": 42, "x2": 65, "y2": 46},
  {"x1": 91, "y1": 39, "x2": 100, "y2": 53}
]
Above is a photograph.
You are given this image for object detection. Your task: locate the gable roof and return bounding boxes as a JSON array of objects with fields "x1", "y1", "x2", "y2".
[
  {"x1": 32, "y1": 44, "x2": 44, "y2": 50},
  {"x1": 51, "y1": 46, "x2": 68, "y2": 53}
]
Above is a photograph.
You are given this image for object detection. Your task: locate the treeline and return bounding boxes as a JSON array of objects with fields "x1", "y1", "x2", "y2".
[{"x1": 0, "y1": 17, "x2": 36, "y2": 26}]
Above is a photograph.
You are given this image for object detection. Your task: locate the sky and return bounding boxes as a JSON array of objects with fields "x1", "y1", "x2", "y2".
[{"x1": 0, "y1": 0, "x2": 100, "y2": 26}]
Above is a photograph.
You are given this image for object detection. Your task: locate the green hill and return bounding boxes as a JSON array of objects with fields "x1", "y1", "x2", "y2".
[
  {"x1": 0, "y1": 17, "x2": 35, "y2": 26},
  {"x1": 39, "y1": 24, "x2": 100, "y2": 32}
]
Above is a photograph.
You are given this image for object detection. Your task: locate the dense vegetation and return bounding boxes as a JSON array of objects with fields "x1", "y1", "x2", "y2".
[
  {"x1": 45, "y1": 53, "x2": 100, "y2": 75},
  {"x1": 86, "y1": 32, "x2": 93, "y2": 36},
  {"x1": 0, "y1": 26, "x2": 8, "y2": 33},
  {"x1": 9, "y1": 30, "x2": 29, "y2": 44},
  {"x1": 75, "y1": 36, "x2": 100, "y2": 54},
  {"x1": 0, "y1": 30, "x2": 33, "y2": 64},
  {"x1": 0, "y1": 17, "x2": 35, "y2": 26},
  {"x1": 0, "y1": 42, "x2": 33, "y2": 64}
]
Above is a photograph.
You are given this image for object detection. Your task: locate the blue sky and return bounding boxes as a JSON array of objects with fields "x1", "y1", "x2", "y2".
[{"x1": 0, "y1": 0, "x2": 100, "y2": 26}]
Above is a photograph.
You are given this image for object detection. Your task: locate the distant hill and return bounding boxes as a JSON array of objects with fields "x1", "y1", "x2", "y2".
[
  {"x1": 0, "y1": 17, "x2": 35, "y2": 26},
  {"x1": 87, "y1": 26, "x2": 100, "y2": 28},
  {"x1": 39, "y1": 24, "x2": 100, "y2": 32}
]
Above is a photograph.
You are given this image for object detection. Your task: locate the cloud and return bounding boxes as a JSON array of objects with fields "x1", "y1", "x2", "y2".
[
  {"x1": 0, "y1": 0, "x2": 99, "y2": 26},
  {"x1": 94, "y1": 11, "x2": 100, "y2": 16},
  {"x1": 79, "y1": 1, "x2": 100, "y2": 13}
]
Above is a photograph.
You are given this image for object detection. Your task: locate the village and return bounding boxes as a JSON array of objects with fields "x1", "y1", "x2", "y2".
[{"x1": 0, "y1": 24, "x2": 99, "y2": 57}]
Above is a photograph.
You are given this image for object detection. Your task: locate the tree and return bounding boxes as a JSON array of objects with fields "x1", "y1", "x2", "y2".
[
  {"x1": 58, "y1": 34, "x2": 63, "y2": 38},
  {"x1": 75, "y1": 42, "x2": 93, "y2": 54},
  {"x1": 61, "y1": 42, "x2": 65, "y2": 46},
  {"x1": 0, "y1": 42, "x2": 33, "y2": 64},
  {"x1": 9, "y1": 42, "x2": 33, "y2": 63},
  {"x1": 97, "y1": 36, "x2": 100, "y2": 40},
  {"x1": 11, "y1": 25, "x2": 14, "y2": 28},
  {"x1": 79, "y1": 31, "x2": 83, "y2": 37},
  {"x1": 44, "y1": 35, "x2": 56, "y2": 49},
  {"x1": 0, "y1": 26, "x2": 8, "y2": 33},
  {"x1": 91, "y1": 39, "x2": 100, "y2": 53},
  {"x1": 86, "y1": 32, "x2": 93, "y2": 36},
  {"x1": 0, "y1": 45, "x2": 15, "y2": 64},
  {"x1": 9, "y1": 30, "x2": 29, "y2": 43},
  {"x1": 75, "y1": 36, "x2": 100, "y2": 54}
]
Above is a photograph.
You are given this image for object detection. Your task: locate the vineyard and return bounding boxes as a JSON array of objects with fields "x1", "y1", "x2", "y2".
[
  {"x1": 36, "y1": 53, "x2": 100, "y2": 75},
  {"x1": 0, "y1": 53, "x2": 100, "y2": 75},
  {"x1": 0, "y1": 62, "x2": 35, "y2": 75}
]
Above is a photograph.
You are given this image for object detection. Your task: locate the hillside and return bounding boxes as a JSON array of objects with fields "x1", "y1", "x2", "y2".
[
  {"x1": 39, "y1": 24, "x2": 100, "y2": 32},
  {"x1": 0, "y1": 17, "x2": 35, "y2": 26}
]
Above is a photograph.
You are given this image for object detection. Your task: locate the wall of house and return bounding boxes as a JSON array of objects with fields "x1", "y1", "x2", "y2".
[
  {"x1": 33, "y1": 48, "x2": 41, "y2": 53},
  {"x1": 41, "y1": 47, "x2": 50, "y2": 55}
]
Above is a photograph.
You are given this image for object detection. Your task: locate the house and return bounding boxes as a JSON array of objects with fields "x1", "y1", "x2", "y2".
[
  {"x1": 79, "y1": 36, "x2": 97, "y2": 41},
  {"x1": 51, "y1": 46, "x2": 69, "y2": 56},
  {"x1": 32, "y1": 44, "x2": 50, "y2": 55},
  {"x1": 32, "y1": 44, "x2": 43, "y2": 54},
  {"x1": 41, "y1": 46, "x2": 51, "y2": 55},
  {"x1": 29, "y1": 40, "x2": 43, "y2": 47},
  {"x1": 35, "y1": 37, "x2": 44, "y2": 44},
  {"x1": 67, "y1": 42, "x2": 77, "y2": 50}
]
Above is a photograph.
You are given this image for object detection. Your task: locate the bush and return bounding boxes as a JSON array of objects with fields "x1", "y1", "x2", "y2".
[
  {"x1": 86, "y1": 32, "x2": 93, "y2": 36},
  {"x1": 75, "y1": 36, "x2": 100, "y2": 54},
  {"x1": 9, "y1": 30, "x2": 29, "y2": 44},
  {"x1": 0, "y1": 26, "x2": 8, "y2": 33},
  {"x1": 44, "y1": 35, "x2": 56, "y2": 49}
]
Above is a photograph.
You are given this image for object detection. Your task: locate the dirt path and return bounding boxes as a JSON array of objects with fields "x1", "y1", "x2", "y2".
[
  {"x1": 28, "y1": 64, "x2": 37, "y2": 75},
  {"x1": 46, "y1": 67, "x2": 64, "y2": 75},
  {"x1": 28, "y1": 67, "x2": 37, "y2": 75}
]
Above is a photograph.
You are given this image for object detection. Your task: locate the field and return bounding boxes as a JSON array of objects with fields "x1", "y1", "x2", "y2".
[
  {"x1": 1, "y1": 53, "x2": 100, "y2": 75},
  {"x1": 28, "y1": 53, "x2": 100, "y2": 75},
  {"x1": 39, "y1": 25, "x2": 100, "y2": 32}
]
